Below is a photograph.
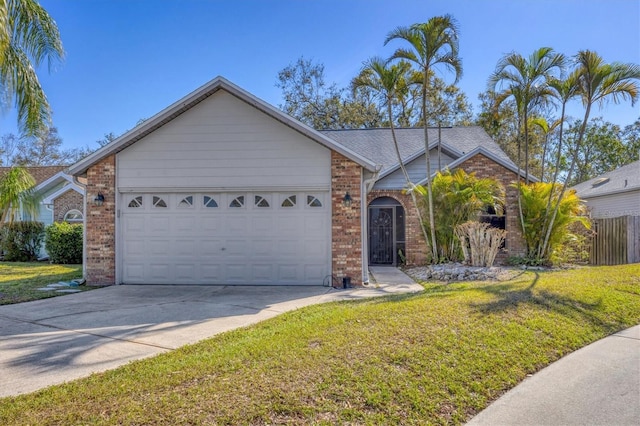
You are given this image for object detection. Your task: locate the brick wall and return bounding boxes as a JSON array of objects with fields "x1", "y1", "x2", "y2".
[
  {"x1": 53, "y1": 190, "x2": 84, "y2": 222},
  {"x1": 85, "y1": 155, "x2": 116, "y2": 285},
  {"x1": 331, "y1": 151, "x2": 363, "y2": 286},
  {"x1": 455, "y1": 153, "x2": 527, "y2": 258},
  {"x1": 367, "y1": 190, "x2": 428, "y2": 266}
]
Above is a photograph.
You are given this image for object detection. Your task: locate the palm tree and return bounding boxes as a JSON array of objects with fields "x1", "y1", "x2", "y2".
[
  {"x1": 352, "y1": 57, "x2": 430, "y2": 245},
  {"x1": 488, "y1": 47, "x2": 565, "y2": 183},
  {"x1": 540, "y1": 51, "x2": 640, "y2": 259},
  {"x1": 0, "y1": 166, "x2": 38, "y2": 223},
  {"x1": 547, "y1": 73, "x2": 579, "y2": 185},
  {"x1": 0, "y1": 0, "x2": 64, "y2": 137},
  {"x1": 488, "y1": 48, "x2": 564, "y2": 256},
  {"x1": 384, "y1": 15, "x2": 463, "y2": 262}
]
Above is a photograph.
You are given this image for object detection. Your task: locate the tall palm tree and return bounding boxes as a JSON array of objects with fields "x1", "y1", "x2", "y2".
[
  {"x1": 488, "y1": 47, "x2": 565, "y2": 183},
  {"x1": 352, "y1": 57, "x2": 430, "y2": 245},
  {"x1": 540, "y1": 51, "x2": 640, "y2": 259},
  {"x1": 0, "y1": 166, "x2": 37, "y2": 223},
  {"x1": 547, "y1": 73, "x2": 579, "y2": 185},
  {"x1": 0, "y1": 0, "x2": 64, "y2": 137},
  {"x1": 488, "y1": 48, "x2": 564, "y2": 253},
  {"x1": 384, "y1": 15, "x2": 463, "y2": 262}
]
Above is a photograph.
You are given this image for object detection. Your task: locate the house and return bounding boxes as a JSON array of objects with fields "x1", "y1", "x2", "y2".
[
  {"x1": 0, "y1": 166, "x2": 84, "y2": 226},
  {"x1": 68, "y1": 76, "x2": 527, "y2": 286},
  {"x1": 572, "y1": 160, "x2": 640, "y2": 218}
]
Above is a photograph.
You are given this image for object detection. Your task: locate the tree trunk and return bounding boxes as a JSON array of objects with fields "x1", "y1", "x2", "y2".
[{"x1": 422, "y1": 72, "x2": 438, "y2": 262}]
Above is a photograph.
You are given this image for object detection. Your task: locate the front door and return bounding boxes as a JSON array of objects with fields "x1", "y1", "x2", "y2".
[{"x1": 368, "y1": 197, "x2": 405, "y2": 265}]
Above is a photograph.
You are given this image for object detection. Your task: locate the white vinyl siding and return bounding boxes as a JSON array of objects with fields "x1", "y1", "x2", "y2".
[
  {"x1": 117, "y1": 90, "x2": 331, "y2": 191},
  {"x1": 374, "y1": 150, "x2": 454, "y2": 190},
  {"x1": 584, "y1": 190, "x2": 640, "y2": 218}
]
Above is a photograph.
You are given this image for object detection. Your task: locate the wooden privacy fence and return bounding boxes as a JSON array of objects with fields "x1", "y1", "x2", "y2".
[{"x1": 590, "y1": 216, "x2": 640, "y2": 265}]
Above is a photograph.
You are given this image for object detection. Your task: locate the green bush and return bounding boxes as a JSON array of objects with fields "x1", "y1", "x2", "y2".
[
  {"x1": 45, "y1": 222, "x2": 83, "y2": 264},
  {"x1": 0, "y1": 221, "x2": 45, "y2": 261}
]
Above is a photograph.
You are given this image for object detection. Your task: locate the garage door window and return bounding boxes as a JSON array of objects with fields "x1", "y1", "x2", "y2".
[
  {"x1": 307, "y1": 195, "x2": 322, "y2": 207},
  {"x1": 230, "y1": 195, "x2": 245, "y2": 208},
  {"x1": 152, "y1": 196, "x2": 167, "y2": 208},
  {"x1": 281, "y1": 195, "x2": 296, "y2": 207},
  {"x1": 255, "y1": 195, "x2": 270, "y2": 208},
  {"x1": 178, "y1": 196, "x2": 194, "y2": 208},
  {"x1": 128, "y1": 196, "x2": 143, "y2": 208},
  {"x1": 203, "y1": 195, "x2": 218, "y2": 208}
]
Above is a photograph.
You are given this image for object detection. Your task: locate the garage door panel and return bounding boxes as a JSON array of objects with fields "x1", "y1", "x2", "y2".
[{"x1": 121, "y1": 192, "x2": 330, "y2": 285}]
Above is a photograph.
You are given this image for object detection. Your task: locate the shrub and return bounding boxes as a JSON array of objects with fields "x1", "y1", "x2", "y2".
[
  {"x1": 0, "y1": 221, "x2": 45, "y2": 261},
  {"x1": 416, "y1": 169, "x2": 505, "y2": 262},
  {"x1": 45, "y1": 222, "x2": 83, "y2": 264},
  {"x1": 456, "y1": 221, "x2": 506, "y2": 267}
]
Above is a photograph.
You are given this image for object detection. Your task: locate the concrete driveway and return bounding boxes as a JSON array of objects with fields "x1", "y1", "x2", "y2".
[{"x1": 0, "y1": 278, "x2": 422, "y2": 397}]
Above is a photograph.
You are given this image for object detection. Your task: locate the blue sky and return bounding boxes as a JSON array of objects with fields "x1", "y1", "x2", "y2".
[{"x1": 1, "y1": 0, "x2": 639, "y2": 151}]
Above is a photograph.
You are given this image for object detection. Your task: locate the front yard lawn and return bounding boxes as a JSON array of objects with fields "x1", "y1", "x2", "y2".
[
  {"x1": 0, "y1": 262, "x2": 84, "y2": 305},
  {"x1": 1, "y1": 264, "x2": 639, "y2": 424}
]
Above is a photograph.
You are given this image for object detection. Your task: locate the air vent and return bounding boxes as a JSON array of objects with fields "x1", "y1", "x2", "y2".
[{"x1": 592, "y1": 177, "x2": 610, "y2": 187}]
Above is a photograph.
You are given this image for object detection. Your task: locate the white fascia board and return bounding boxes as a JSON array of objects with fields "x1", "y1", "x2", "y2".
[
  {"x1": 33, "y1": 171, "x2": 74, "y2": 193},
  {"x1": 42, "y1": 183, "x2": 84, "y2": 205},
  {"x1": 68, "y1": 76, "x2": 377, "y2": 176}
]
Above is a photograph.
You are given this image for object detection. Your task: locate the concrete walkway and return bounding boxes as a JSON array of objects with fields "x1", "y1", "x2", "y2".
[
  {"x1": 467, "y1": 325, "x2": 640, "y2": 426},
  {"x1": 0, "y1": 274, "x2": 422, "y2": 398}
]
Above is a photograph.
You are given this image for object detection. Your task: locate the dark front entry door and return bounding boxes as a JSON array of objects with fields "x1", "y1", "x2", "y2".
[
  {"x1": 368, "y1": 197, "x2": 405, "y2": 266},
  {"x1": 370, "y1": 207, "x2": 394, "y2": 264}
]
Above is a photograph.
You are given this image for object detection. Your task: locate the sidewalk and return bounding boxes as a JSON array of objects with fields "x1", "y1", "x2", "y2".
[{"x1": 467, "y1": 325, "x2": 640, "y2": 426}]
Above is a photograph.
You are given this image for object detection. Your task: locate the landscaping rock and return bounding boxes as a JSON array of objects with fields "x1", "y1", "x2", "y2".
[{"x1": 406, "y1": 263, "x2": 521, "y2": 282}]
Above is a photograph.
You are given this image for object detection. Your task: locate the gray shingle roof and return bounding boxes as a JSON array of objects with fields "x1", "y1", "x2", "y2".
[
  {"x1": 572, "y1": 160, "x2": 640, "y2": 198},
  {"x1": 321, "y1": 126, "x2": 514, "y2": 173}
]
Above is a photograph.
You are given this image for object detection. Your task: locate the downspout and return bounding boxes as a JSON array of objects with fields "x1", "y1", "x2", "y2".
[
  {"x1": 72, "y1": 174, "x2": 87, "y2": 279},
  {"x1": 361, "y1": 166, "x2": 381, "y2": 285}
]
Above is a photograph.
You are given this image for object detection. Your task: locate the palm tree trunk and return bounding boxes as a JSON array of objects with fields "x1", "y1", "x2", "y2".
[
  {"x1": 422, "y1": 75, "x2": 438, "y2": 262},
  {"x1": 540, "y1": 103, "x2": 592, "y2": 258},
  {"x1": 389, "y1": 103, "x2": 430, "y2": 249}
]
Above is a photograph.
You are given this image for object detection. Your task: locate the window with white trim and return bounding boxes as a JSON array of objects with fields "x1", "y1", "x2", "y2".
[
  {"x1": 281, "y1": 195, "x2": 296, "y2": 207},
  {"x1": 152, "y1": 196, "x2": 167, "y2": 208},
  {"x1": 63, "y1": 209, "x2": 83, "y2": 223},
  {"x1": 128, "y1": 196, "x2": 143, "y2": 208},
  {"x1": 203, "y1": 195, "x2": 218, "y2": 208},
  {"x1": 229, "y1": 195, "x2": 245, "y2": 208}
]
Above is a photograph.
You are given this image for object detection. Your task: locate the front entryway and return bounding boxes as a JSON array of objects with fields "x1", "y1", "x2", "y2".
[{"x1": 368, "y1": 197, "x2": 405, "y2": 266}]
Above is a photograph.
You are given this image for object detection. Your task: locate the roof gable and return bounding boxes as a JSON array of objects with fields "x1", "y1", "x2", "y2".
[{"x1": 68, "y1": 76, "x2": 376, "y2": 175}]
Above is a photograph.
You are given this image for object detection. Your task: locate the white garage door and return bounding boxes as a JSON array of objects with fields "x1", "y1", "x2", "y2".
[{"x1": 120, "y1": 192, "x2": 330, "y2": 285}]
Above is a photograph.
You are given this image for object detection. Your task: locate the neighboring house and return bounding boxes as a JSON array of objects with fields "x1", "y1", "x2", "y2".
[
  {"x1": 0, "y1": 166, "x2": 85, "y2": 257},
  {"x1": 68, "y1": 76, "x2": 528, "y2": 286},
  {"x1": 0, "y1": 166, "x2": 85, "y2": 224},
  {"x1": 572, "y1": 160, "x2": 640, "y2": 218}
]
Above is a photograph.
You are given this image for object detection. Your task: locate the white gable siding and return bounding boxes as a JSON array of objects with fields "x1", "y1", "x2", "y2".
[
  {"x1": 374, "y1": 150, "x2": 453, "y2": 190},
  {"x1": 584, "y1": 190, "x2": 640, "y2": 218},
  {"x1": 117, "y1": 91, "x2": 331, "y2": 191}
]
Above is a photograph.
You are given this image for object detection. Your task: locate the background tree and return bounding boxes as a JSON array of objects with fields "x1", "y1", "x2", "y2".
[
  {"x1": 0, "y1": 0, "x2": 64, "y2": 137},
  {"x1": 385, "y1": 15, "x2": 463, "y2": 262},
  {"x1": 476, "y1": 90, "x2": 519, "y2": 162},
  {"x1": 12, "y1": 126, "x2": 76, "y2": 165},
  {"x1": 0, "y1": 132, "x2": 20, "y2": 165},
  {"x1": 561, "y1": 118, "x2": 628, "y2": 185},
  {"x1": 276, "y1": 57, "x2": 383, "y2": 129},
  {"x1": 422, "y1": 73, "x2": 473, "y2": 126}
]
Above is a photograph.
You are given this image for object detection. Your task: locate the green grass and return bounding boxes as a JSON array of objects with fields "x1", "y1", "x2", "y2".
[
  {"x1": 1, "y1": 265, "x2": 639, "y2": 425},
  {"x1": 0, "y1": 262, "x2": 84, "y2": 305}
]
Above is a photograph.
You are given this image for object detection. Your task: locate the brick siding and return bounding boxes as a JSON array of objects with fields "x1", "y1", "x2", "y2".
[
  {"x1": 53, "y1": 190, "x2": 84, "y2": 222},
  {"x1": 331, "y1": 151, "x2": 363, "y2": 286},
  {"x1": 85, "y1": 155, "x2": 116, "y2": 285}
]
